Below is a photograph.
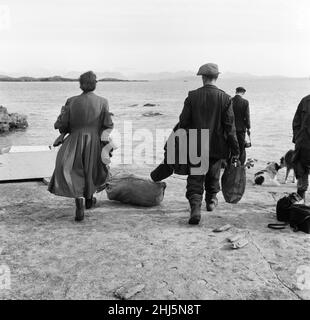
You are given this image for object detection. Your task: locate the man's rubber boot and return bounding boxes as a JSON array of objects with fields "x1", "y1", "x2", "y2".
[
  {"x1": 188, "y1": 194, "x2": 202, "y2": 225},
  {"x1": 206, "y1": 196, "x2": 218, "y2": 212},
  {"x1": 85, "y1": 196, "x2": 97, "y2": 209},
  {"x1": 75, "y1": 198, "x2": 84, "y2": 222}
]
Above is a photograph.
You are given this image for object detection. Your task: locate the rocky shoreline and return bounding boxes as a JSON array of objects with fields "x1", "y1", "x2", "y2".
[{"x1": 0, "y1": 105, "x2": 28, "y2": 133}]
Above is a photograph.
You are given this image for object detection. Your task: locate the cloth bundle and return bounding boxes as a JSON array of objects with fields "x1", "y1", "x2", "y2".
[{"x1": 105, "y1": 173, "x2": 166, "y2": 207}]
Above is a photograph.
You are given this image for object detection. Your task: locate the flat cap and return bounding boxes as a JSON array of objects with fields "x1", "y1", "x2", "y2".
[
  {"x1": 197, "y1": 63, "x2": 220, "y2": 76},
  {"x1": 236, "y1": 87, "x2": 246, "y2": 93}
]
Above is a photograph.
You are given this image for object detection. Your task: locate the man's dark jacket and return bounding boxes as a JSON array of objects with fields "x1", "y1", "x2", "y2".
[
  {"x1": 179, "y1": 84, "x2": 239, "y2": 160},
  {"x1": 293, "y1": 94, "x2": 310, "y2": 151},
  {"x1": 232, "y1": 95, "x2": 250, "y2": 132}
]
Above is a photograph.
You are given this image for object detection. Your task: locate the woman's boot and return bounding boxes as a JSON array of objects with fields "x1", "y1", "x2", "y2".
[
  {"x1": 85, "y1": 196, "x2": 97, "y2": 209},
  {"x1": 75, "y1": 198, "x2": 84, "y2": 221}
]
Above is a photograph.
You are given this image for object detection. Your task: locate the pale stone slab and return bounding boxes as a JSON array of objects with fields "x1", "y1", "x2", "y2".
[{"x1": 0, "y1": 146, "x2": 58, "y2": 181}]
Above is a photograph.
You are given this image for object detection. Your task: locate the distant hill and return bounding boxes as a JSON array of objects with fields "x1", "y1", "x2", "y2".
[
  {"x1": 0, "y1": 72, "x2": 297, "y2": 82},
  {"x1": 98, "y1": 78, "x2": 147, "y2": 82},
  {"x1": 0, "y1": 75, "x2": 146, "y2": 82},
  {"x1": 98, "y1": 78, "x2": 127, "y2": 82},
  {"x1": 39, "y1": 76, "x2": 76, "y2": 82},
  {"x1": 130, "y1": 71, "x2": 294, "y2": 80},
  {"x1": 0, "y1": 75, "x2": 76, "y2": 82}
]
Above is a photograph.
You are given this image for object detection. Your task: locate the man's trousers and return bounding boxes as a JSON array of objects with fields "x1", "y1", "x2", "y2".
[
  {"x1": 186, "y1": 158, "x2": 222, "y2": 201},
  {"x1": 236, "y1": 131, "x2": 246, "y2": 165}
]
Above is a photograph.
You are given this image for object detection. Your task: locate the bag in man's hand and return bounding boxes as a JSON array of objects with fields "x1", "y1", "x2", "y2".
[
  {"x1": 245, "y1": 132, "x2": 252, "y2": 148},
  {"x1": 105, "y1": 173, "x2": 166, "y2": 207},
  {"x1": 221, "y1": 161, "x2": 246, "y2": 204}
]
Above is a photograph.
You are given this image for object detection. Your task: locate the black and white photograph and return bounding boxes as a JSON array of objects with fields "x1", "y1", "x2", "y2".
[{"x1": 0, "y1": 0, "x2": 310, "y2": 305}]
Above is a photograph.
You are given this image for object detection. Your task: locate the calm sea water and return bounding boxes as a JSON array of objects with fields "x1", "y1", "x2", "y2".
[{"x1": 0, "y1": 78, "x2": 309, "y2": 166}]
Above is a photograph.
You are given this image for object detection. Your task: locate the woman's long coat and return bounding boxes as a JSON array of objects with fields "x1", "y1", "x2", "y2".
[{"x1": 48, "y1": 91, "x2": 113, "y2": 199}]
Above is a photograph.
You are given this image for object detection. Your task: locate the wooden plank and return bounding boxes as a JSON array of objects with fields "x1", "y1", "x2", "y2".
[{"x1": 0, "y1": 146, "x2": 58, "y2": 182}]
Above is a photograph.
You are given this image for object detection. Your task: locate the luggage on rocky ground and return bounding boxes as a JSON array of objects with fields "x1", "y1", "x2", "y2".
[
  {"x1": 268, "y1": 192, "x2": 310, "y2": 234},
  {"x1": 289, "y1": 204, "x2": 310, "y2": 233},
  {"x1": 276, "y1": 193, "x2": 302, "y2": 222},
  {"x1": 221, "y1": 162, "x2": 246, "y2": 204},
  {"x1": 105, "y1": 173, "x2": 166, "y2": 207}
]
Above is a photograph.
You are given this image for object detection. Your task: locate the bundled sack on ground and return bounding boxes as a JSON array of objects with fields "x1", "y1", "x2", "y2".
[
  {"x1": 221, "y1": 160, "x2": 246, "y2": 204},
  {"x1": 105, "y1": 173, "x2": 166, "y2": 207},
  {"x1": 268, "y1": 193, "x2": 310, "y2": 234}
]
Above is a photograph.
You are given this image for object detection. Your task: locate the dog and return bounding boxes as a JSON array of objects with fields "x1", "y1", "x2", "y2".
[
  {"x1": 280, "y1": 149, "x2": 296, "y2": 184},
  {"x1": 254, "y1": 162, "x2": 281, "y2": 185}
]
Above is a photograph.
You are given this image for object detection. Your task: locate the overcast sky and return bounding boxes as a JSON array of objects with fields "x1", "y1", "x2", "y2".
[{"x1": 0, "y1": 0, "x2": 310, "y2": 77}]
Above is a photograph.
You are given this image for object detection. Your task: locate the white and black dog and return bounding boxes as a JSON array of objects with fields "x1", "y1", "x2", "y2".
[
  {"x1": 254, "y1": 150, "x2": 297, "y2": 185},
  {"x1": 254, "y1": 162, "x2": 282, "y2": 185},
  {"x1": 280, "y1": 149, "x2": 296, "y2": 184}
]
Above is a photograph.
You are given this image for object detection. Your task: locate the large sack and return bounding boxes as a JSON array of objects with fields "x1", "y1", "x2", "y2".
[
  {"x1": 289, "y1": 204, "x2": 310, "y2": 234},
  {"x1": 276, "y1": 193, "x2": 302, "y2": 222},
  {"x1": 106, "y1": 173, "x2": 166, "y2": 207},
  {"x1": 221, "y1": 164, "x2": 246, "y2": 204}
]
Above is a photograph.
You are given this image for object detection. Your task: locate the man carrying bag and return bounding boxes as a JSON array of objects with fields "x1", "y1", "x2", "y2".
[{"x1": 179, "y1": 63, "x2": 240, "y2": 225}]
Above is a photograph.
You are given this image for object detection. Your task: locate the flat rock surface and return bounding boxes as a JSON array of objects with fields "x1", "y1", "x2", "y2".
[{"x1": 0, "y1": 167, "x2": 310, "y2": 300}]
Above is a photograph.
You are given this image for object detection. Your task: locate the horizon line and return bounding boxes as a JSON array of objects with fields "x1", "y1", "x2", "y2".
[{"x1": 0, "y1": 71, "x2": 309, "y2": 80}]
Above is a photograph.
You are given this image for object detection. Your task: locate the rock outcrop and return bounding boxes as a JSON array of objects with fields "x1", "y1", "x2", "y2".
[
  {"x1": 0, "y1": 105, "x2": 28, "y2": 133},
  {"x1": 143, "y1": 103, "x2": 157, "y2": 107},
  {"x1": 142, "y1": 111, "x2": 163, "y2": 117}
]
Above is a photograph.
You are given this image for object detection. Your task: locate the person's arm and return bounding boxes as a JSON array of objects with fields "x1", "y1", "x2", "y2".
[
  {"x1": 222, "y1": 98, "x2": 240, "y2": 157},
  {"x1": 292, "y1": 99, "x2": 303, "y2": 144},
  {"x1": 179, "y1": 93, "x2": 191, "y2": 129},
  {"x1": 244, "y1": 100, "x2": 251, "y2": 133},
  {"x1": 101, "y1": 99, "x2": 114, "y2": 142},
  {"x1": 54, "y1": 100, "x2": 70, "y2": 133}
]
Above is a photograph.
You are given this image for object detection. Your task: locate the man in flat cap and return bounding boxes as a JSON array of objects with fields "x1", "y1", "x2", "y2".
[
  {"x1": 179, "y1": 63, "x2": 239, "y2": 225},
  {"x1": 232, "y1": 87, "x2": 251, "y2": 165},
  {"x1": 292, "y1": 94, "x2": 310, "y2": 202}
]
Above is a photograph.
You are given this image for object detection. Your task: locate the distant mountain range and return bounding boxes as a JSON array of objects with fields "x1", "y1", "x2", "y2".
[
  {"x1": 0, "y1": 75, "x2": 77, "y2": 82},
  {"x1": 130, "y1": 71, "x2": 292, "y2": 80},
  {"x1": 0, "y1": 75, "x2": 146, "y2": 82},
  {"x1": 0, "y1": 71, "x2": 300, "y2": 82}
]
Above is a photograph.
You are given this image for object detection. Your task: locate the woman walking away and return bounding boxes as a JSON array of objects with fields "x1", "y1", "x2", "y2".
[{"x1": 48, "y1": 71, "x2": 114, "y2": 221}]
